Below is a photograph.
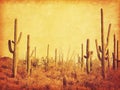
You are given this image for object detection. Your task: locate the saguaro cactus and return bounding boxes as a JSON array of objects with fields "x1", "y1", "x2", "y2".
[
  {"x1": 34, "y1": 47, "x2": 36, "y2": 59},
  {"x1": 8, "y1": 19, "x2": 22, "y2": 77},
  {"x1": 81, "y1": 44, "x2": 84, "y2": 71},
  {"x1": 112, "y1": 35, "x2": 119, "y2": 69},
  {"x1": 84, "y1": 39, "x2": 93, "y2": 74},
  {"x1": 27, "y1": 35, "x2": 31, "y2": 75},
  {"x1": 55, "y1": 48, "x2": 57, "y2": 66},
  {"x1": 77, "y1": 54, "x2": 80, "y2": 65},
  {"x1": 117, "y1": 40, "x2": 119, "y2": 68},
  {"x1": 95, "y1": 8, "x2": 111, "y2": 79},
  {"x1": 113, "y1": 35, "x2": 116, "y2": 69},
  {"x1": 47, "y1": 44, "x2": 49, "y2": 63}
]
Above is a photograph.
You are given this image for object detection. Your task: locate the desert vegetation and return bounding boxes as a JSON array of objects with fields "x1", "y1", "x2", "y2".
[{"x1": 0, "y1": 8, "x2": 120, "y2": 90}]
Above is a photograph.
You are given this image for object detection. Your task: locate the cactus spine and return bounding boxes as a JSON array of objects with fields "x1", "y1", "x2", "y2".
[
  {"x1": 95, "y1": 8, "x2": 111, "y2": 79},
  {"x1": 27, "y1": 35, "x2": 31, "y2": 75},
  {"x1": 8, "y1": 19, "x2": 22, "y2": 77}
]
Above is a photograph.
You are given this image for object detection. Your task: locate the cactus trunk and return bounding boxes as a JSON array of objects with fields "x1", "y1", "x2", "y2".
[
  {"x1": 35, "y1": 47, "x2": 36, "y2": 58},
  {"x1": 113, "y1": 34, "x2": 116, "y2": 70},
  {"x1": 117, "y1": 40, "x2": 119, "y2": 68},
  {"x1": 47, "y1": 44, "x2": 49, "y2": 63},
  {"x1": 55, "y1": 48, "x2": 57, "y2": 66},
  {"x1": 13, "y1": 19, "x2": 18, "y2": 77},
  {"x1": 107, "y1": 50, "x2": 110, "y2": 68},
  {"x1": 81, "y1": 44, "x2": 84, "y2": 71},
  {"x1": 90, "y1": 54, "x2": 92, "y2": 71},
  {"x1": 101, "y1": 8, "x2": 106, "y2": 79},
  {"x1": 84, "y1": 39, "x2": 91, "y2": 74},
  {"x1": 86, "y1": 39, "x2": 90, "y2": 74}
]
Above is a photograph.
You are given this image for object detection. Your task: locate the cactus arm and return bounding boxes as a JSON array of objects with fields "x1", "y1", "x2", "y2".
[
  {"x1": 95, "y1": 39, "x2": 99, "y2": 53},
  {"x1": 17, "y1": 32, "x2": 22, "y2": 44},
  {"x1": 8, "y1": 40, "x2": 14, "y2": 53},
  {"x1": 12, "y1": 40, "x2": 15, "y2": 44},
  {"x1": 106, "y1": 24, "x2": 111, "y2": 45},
  {"x1": 105, "y1": 50, "x2": 108, "y2": 60},
  {"x1": 84, "y1": 55, "x2": 88, "y2": 59},
  {"x1": 105, "y1": 23, "x2": 111, "y2": 49},
  {"x1": 30, "y1": 50, "x2": 34, "y2": 57},
  {"x1": 95, "y1": 40, "x2": 102, "y2": 61},
  {"x1": 99, "y1": 46, "x2": 102, "y2": 52}
]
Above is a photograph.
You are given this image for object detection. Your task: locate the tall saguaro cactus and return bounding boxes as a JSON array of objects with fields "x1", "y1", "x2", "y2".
[
  {"x1": 84, "y1": 39, "x2": 93, "y2": 74},
  {"x1": 101, "y1": 8, "x2": 105, "y2": 79},
  {"x1": 95, "y1": 8, "x2": 111, "y2": 79},
  {"x1": 27, "y1": 35, "x2": 31, "y2": 75},
  {"x1": 8, "y1": 19, "x2": 22, "y2": 77}
]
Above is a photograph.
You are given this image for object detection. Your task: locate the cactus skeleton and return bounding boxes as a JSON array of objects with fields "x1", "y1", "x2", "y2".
[{"x1": 8, "y1": 19, "x2": 22, "y2": 77}]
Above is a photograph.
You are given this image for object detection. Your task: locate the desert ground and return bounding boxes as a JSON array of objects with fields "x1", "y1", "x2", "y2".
[{"x1": 0, "y1": 56, "x2": 120, "y2": 90}]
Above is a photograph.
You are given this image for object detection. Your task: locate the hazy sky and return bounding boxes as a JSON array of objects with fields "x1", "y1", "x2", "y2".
[{"x1": 0, "y1": 0, "x2": 119, "y2": 60}]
